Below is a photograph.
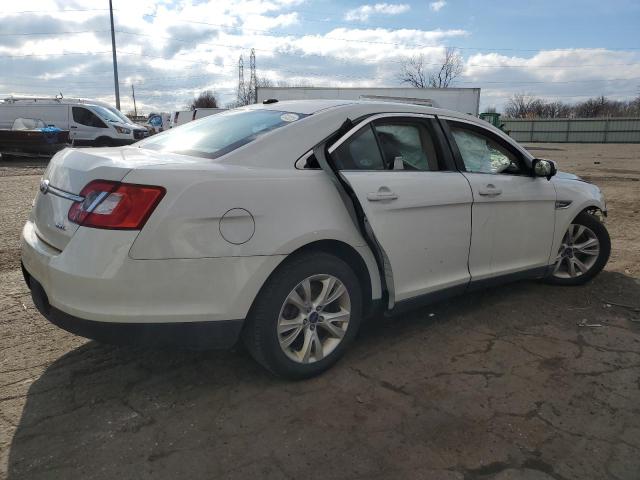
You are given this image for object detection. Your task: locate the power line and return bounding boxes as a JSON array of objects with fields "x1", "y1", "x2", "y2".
[
  {"x1": 2, "y1": 45, "x2": 638, "y2": 70},
  {"x1": 1, "y1": 9, "x2": 113, "y2": 14},
  {"x1": 0, "y1": 30, "x2": 110, "y2": 36},
  {"x1": 0, "y1": 26, "x2": 640, "y2": 58},
  {"x1": 3, "y1": 23, "x2": 640, "y2": 54},
  {"x1": 130, "y1": 11, "x2": 640, "y2": 53},
  {"x1": 0, "y1": 51, "x2": 112, "y2": 58}
]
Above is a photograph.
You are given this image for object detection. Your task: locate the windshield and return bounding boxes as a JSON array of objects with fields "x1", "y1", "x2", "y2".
[
  {"x1": 138, "y1": 108, "x2": 308, "y2": 159},
  {"x1": 107, "y1": 107, "x2": 132, "y2": 124},
  {"x1": 91, "y1": 105, "x2": 127, "y2": 124}
]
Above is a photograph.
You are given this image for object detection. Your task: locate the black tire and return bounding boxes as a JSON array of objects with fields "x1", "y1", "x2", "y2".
[
  {"x1": 243, "y1": 252, "x2": 363, "y2": 379},
  {"x1": 546, "y1": 211, "x2": 611, "y2": 286},
  {"x1": 94, "y1": 137, "x2": 113, "y2": 147}
]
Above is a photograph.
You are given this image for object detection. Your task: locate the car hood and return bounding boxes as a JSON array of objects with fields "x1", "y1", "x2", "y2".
[{"x1": 555, "y1": 171, "x2": 583, "y2": 181}]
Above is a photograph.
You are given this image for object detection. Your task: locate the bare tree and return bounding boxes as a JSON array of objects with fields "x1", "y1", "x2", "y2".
[
  {"x1": 503, "y1": 93, "x2": 544, "y2": 118},
  {"x1": 398, "y1": 55, "x2": 428, "y2": 88},
  {"x1": 188, "y1": 90, "x2": 219, "y2": 110},
  {"x1": 503, "y1": 93, "x2": 640, "y2": 119},
  {"x1": 398, "y1": 48, "x2": 463, "y2": 88}
]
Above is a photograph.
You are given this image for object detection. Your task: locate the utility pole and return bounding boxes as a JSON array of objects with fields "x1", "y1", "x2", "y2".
[
  {"x1": 249, "y1": 48, "x2": 257, "y2": 104},
  {"x1": 131, "y1": 84, "x2": 137, "y2": 116},
  {"x1": 109, "y1": 0, "x2": 120, "y2": 110},
  {"x1": 237, "y1": 55, "x2": 245, "y2": 105}
]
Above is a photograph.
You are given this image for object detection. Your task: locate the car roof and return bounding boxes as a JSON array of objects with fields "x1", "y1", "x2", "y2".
[
  {"x1": 253, "y1": 99, "x2": 478, "y2": 122},
  {"x1": 238, "y1": 99, "x2": 533, "y2": 167}
]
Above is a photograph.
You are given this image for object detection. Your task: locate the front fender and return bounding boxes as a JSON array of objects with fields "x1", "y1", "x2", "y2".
[{"x1": 550, "y1": 178, "x2": 606, "y2": 262}]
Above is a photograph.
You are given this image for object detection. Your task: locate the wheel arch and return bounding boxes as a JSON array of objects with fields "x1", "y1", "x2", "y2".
[
  {"x1": 94, "y1": 136, "x2": 113, "y2": 146},
  {"x1": 249, "y1": 239, "x2": 382, "y2": 320},
  {"x1": 581, "y1": 204, "x2": 607, "y2": 219},
  {"x1": 549, "y1": 199, "x2": 608, "y2": 268}
]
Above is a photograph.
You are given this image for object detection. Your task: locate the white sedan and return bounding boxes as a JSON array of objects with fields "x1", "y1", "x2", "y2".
[{"x1": 21, "y1": 100, "x2": 610, "y2": 378}]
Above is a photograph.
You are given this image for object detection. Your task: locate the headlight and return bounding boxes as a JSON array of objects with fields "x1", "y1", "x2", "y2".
[{"x1": 115, "y1": 126, "x2": 131, "y2": 134}]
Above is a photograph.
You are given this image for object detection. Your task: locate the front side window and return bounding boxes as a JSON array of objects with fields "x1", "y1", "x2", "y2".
[
  {"x1": 72, "y1": 107, "x2": 107, "y2": 128},
  {"x1": 138, "y1": 109, "x2": 308, "y2": 159},
  {"x1": 451, "y1": 125, "x2": 522, "y2": 174}
]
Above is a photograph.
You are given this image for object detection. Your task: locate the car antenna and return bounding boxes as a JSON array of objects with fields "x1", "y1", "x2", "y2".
[{"x1": 263, "y1": 98, "x2": 278, "y2": 104}]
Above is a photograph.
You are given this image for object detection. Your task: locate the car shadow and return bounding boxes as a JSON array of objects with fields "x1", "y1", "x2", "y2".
[{"x1": 7, "y1": 270, "x2": 640, "y2": 479}]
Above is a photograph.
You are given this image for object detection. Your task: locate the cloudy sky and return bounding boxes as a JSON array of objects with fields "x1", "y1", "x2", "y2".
[{"x1": 1, "y1": 0, "x2": 638, "y2": 114}]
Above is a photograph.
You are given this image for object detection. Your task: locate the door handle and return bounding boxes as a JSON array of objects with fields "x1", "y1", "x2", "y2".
[
  {"x1": 70, "y1": 126, "x2": 77, "y2": 129},
  {"x1": 366, "y1": 189, "x2": 398, "y2": 201},
  {"x1": 478, "y1": 184, "x2": 502, "y2": 196}
]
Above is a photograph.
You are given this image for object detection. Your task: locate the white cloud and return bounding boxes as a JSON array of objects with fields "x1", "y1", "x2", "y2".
[
  {"x1": 462, "y1": 49, "x2": 640, "y2": 110},
  {"x1": 0, "y1": 1, "x2": 637, "y2": 113},
  {"x1": 345, "y1": 3, "x2": 410, "y2": 22},
  {"x1": 430, "y1": 1, "x2": 447, "y2": 12}
]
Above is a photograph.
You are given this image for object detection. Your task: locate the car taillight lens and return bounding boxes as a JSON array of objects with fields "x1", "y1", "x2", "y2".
[{"x1": 68, "y1": 180, "x2": 165, "y2": 230}]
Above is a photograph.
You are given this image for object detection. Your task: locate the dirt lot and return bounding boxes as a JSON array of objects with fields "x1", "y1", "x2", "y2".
[{"x1": 1, "y1": 144, "x2": 639, "y2": 480}]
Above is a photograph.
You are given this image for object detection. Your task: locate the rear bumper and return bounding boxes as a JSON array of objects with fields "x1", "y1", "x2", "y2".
[
  {"x1": 24, "y1": 269, "x2": 242, "y2": 348},
  {"x1": 21, "y1": 220, "x2": 287, "y2": 347}
]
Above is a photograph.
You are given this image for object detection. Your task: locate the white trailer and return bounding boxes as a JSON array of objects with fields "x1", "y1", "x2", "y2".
[
  {"x1": 256, "y1": 87, "x2": 481, "y2": 115},
  {"x1": 169, "y1": 108, "x2": 225, "y2": 128}
]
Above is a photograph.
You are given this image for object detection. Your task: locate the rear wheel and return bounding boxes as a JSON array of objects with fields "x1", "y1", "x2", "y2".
[
  {"x1": 547, "y1": 211, "x2": 610, "y2": 285},
  {"x1": 243, "y1": 252, "x2": 362, "y2": 379}
]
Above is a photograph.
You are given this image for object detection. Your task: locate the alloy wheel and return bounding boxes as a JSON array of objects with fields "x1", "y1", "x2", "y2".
[
  {"x1": 277, "y1": 274, "x2": 351, "y2": 364},
  {"x1": 552, "y1": 223, "x2": 600, "y2": 279}
]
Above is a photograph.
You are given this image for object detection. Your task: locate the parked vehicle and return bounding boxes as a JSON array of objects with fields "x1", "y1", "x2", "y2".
[
  {"x1": 169, "y1": 108, "x2": 224, "y2": 128},
  {"x1": 0, "y1": 97, "x2": 148, "y2": 146},
  {"x1": 146, "y1": 113, "x2": 170, "y2": 134},
  {"x1": 0, "y1": 118, "x2": 69, "y2": 157},
  {"x1": 21, "y1": 100, "x2": 610, "y2": 379}
]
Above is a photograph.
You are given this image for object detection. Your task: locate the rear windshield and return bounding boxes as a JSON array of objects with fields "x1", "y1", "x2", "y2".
[{"x1": 137, "y1": 109, "x2": 308, "y2": 159}]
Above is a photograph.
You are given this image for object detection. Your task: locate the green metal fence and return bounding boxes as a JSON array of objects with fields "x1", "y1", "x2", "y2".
[{"x1": 501, "y1": 118, "x2": 640, "y2": 143}]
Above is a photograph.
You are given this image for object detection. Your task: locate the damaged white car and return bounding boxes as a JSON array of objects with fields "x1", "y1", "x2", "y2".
[{"x1": 21, "y1": 100, "x2": 610, "y2": 378}]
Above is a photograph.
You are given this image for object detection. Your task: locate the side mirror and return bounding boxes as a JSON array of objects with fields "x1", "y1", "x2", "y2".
[{"x1": 532, "y1": 158, "x2": 557, "y2": 180}]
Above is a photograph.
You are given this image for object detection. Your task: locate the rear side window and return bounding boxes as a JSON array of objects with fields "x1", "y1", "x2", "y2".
[
  {"x1": 139, "y1": 109, "x2": 308, "y2": 159},
  {"x1": 374, "y1": 122, "x2": 441, "y2": 171},
  {"x1": 72, "y1": 107, "x2": 107, "y2": 128},
  {"x1": 332, "y1": 125, "x2": 385, "y2": 170},
  {"x1": 331, "y1": 119, "x2": 442, "y2": 171}
]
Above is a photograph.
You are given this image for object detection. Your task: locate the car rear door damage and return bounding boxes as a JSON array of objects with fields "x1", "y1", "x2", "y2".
[
  {"x1": 313, "y1": 134, "x2": 395, "y2": 310},
  {"x1": 316, "y1": 114, "x2": 474, "y2": 312}
]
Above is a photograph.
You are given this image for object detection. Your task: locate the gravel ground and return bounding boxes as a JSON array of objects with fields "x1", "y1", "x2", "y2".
[{"x1": 1, "y1": 144, "x2": 639, "y2": 480}]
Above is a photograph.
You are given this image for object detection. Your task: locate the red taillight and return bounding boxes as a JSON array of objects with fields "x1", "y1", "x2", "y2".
[{"x1": 68, "y1": 180, "x2": 165, "y2": 230}]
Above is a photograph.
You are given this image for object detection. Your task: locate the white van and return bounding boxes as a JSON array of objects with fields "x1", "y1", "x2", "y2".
[
  {"x1": 0, "y1": 97, "x2": 148, "y2": 146},
  {"x1": 169, "y1": 108, "x2": 224, "y2": 128},
  {"x1": 65, "y1": 98, "x2": 147, "y2": 131}
]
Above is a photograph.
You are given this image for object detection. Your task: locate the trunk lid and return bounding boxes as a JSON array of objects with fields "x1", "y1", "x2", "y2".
[{"x1": 33, "y1": 146, "x2": 178, "y2": 251}]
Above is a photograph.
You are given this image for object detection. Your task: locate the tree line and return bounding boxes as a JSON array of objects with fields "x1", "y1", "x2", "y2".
[{"x1": 502, "y1": 93, "x2": 640, "y2": 119}]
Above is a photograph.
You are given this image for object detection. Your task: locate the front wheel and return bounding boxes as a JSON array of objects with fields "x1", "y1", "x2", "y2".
[
  {"x1": 94, "y1": 137, "x2": 113, "y2": 147},
  {"x1": 547, "y1": 211, "x2": 611, "y2": 285},
  {"x1": 243, "y1": 252, "x2": 362, "y2": 379}
]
